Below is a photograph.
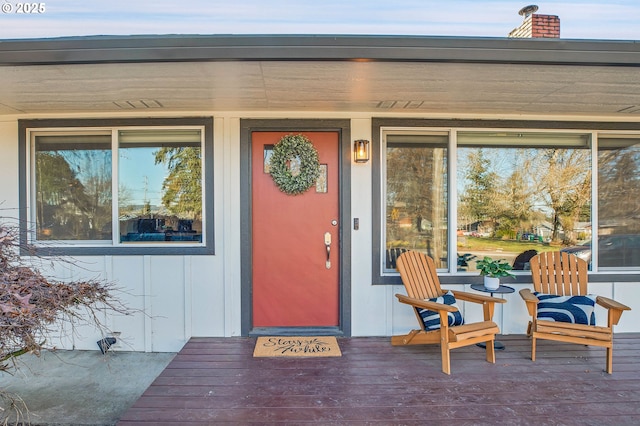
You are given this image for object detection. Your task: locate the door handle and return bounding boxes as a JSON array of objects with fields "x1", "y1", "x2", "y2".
[{"x1": 324, "y1": 232, "x2": 331, "y2": 269}]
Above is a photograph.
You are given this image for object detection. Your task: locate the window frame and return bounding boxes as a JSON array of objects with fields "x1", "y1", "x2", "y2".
[
  {"x1": 19, "y1": 117, "x2": 214, "y2": 256},
  {"x1": 372, "y1": 118, "x2": 640, "y2": 285}
]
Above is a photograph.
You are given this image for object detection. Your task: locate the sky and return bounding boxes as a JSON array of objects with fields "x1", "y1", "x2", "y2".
[{"x1": 0, "y1": 0, "x2": 639, "y2": 40}]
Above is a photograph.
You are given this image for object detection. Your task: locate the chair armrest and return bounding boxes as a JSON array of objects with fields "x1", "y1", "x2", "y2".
[
  {"x1": 519, "y1": 288, "x2": 539, "y2": 303},
  {"x1": 596, "y1": 295, "x2": 631, "y2": 326},
  {"x1": 395, "y1": 294, "x2": 458, "y2": 312},
  {"x1": 519, "y1": 288, "x2": 539, "y2": 317},
  {"x1": 451, "y1": 290, "x2": 506, "y2": 305},
  {"x1": 452, "y1": 290, "x2": 505, "y2": 322},
  {"x1": 596, "y1": 296, "x2": 630, "y2": 312}
]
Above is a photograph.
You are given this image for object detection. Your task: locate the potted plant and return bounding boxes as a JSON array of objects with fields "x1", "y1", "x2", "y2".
[{"x1": 476, "y1": 256, "x2": 515, "y2": 290}]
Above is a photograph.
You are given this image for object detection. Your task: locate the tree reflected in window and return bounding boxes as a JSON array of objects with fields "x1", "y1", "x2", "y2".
[
  {"x1": 35, "y1": 135, "x2": 112, "y2": 240},
  {"x1": 118, "y1": 130, "x2": 202, "y2": 243},
  {"x1": 385, "y1": 134, "x2": 448, "y2": 270},
  {"x1": 457, "y1": 132, "x2": 591, "y2": 272}
]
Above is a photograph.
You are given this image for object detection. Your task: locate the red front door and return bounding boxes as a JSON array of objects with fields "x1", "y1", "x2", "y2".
[{"x1": 251, "y1": 131, "x2": 340, "y2": 327}]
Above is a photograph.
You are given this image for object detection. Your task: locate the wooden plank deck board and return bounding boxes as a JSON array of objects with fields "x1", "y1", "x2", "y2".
[{"x1": 118, "y1": 334, "x2": 640, "y2": 425}]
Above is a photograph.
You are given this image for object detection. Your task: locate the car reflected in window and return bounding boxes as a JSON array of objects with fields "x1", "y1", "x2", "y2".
[{"x1": 561, "y1": 235, "x2": 640, "y2": 268}]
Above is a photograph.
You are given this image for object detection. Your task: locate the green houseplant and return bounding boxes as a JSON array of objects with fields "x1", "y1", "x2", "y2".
[{"x1": 476, "y1": 256, "x2": 515, "y2": 290}]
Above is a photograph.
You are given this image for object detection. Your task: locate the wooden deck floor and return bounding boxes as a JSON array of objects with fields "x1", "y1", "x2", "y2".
[{"x1": 118, "y1": 334, "x2": 640, "y2": 425}]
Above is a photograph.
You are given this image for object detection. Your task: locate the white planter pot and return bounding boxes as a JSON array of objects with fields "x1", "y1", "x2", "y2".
[{"x1": 483, "y1": 276, "x2": 500, "y2": 290}]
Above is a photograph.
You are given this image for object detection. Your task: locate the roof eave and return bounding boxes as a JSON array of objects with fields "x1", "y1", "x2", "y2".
[{"x1": 1, "y1": 34, "x2": 639, "y2": 66}]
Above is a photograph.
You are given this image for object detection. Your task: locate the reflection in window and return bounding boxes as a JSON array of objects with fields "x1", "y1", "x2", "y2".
[
  {"x1": 385, "y1": 134, "x2": 448, "y2": 270},
  {"x1": 598, "y1": 135, "x2": 640, "y2": 268},
  {"x1": 457, "y1": 132, "x2": 591, "y2": 272},
  {"x1": 35, "y1": 134, "x2": 112, "y2": 241},
  {"x1": 118, "y1": 130, "x2": 203, "y2": 243}
]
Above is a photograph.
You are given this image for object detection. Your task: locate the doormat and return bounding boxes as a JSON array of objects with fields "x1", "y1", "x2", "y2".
[{"x1": 253, "y1": 336, "x2": 342, "y2": 357}]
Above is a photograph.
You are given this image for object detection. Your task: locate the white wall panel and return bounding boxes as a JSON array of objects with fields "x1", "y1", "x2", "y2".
[
  {"x1": 0, "y1": 120, "x2": 19, "y2": 214},
  {"x1": 349, "y1": 118, "x2": 389, "y2": 336},
  {"x1": 147, "y1": 256, "x2": 187, "y2": 352},
  {"x1": 391, "y1": 289, "x2": 419, "y2": 336},
  {"x1": 222, "y1": 117, "x2": 242, "y2": 336},
  {"x1": 65, "y1": 257, "x2": 109, "y2": 351},
  {"x1": 190, "y1": 255, "x2": 225, "y2": 336},
  {"x1": 502, "y1": 284, "x2": 533, "y2": 335},
  {"x1": 587, "y1": 281, "x2": 640, "y2": 332},
  {"x1": 109, "y1": 256, "x2": 148, "y2": 352}
]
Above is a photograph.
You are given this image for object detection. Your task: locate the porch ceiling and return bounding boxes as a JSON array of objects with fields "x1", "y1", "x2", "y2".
[{"x1": 1, "y1": 35, "x2": 639, "y2": 117}]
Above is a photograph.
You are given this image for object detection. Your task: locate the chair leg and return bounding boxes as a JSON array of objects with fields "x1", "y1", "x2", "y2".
[
  {"x1": 531, "y1": 335, "x2": 537, "y2": 362},
  {"x1": 606, "y1": 346, "x2": 613, "y2": 374},
  {"x1": 526, "y1": 321, "x2": 532, "y2": 337},
  {"x1": 441, "y1": 344, "x2": 451, "y2": 375},
  {"x1": 485, "y1": 338, "x2": 496, "y2": 364}
]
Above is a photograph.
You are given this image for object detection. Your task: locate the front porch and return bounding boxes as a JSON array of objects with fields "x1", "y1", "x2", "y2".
[{"x1": 118, "y1": 334, "x2": 640, "y2": 425}]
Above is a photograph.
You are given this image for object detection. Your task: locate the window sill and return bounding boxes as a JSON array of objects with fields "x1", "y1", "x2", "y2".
[{"x1": 21, "y1": 245, "x2": 214, "y2": 257}]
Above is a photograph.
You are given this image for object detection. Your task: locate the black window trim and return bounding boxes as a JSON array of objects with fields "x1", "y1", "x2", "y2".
[
  {"x1": 372, "y1": 118, "x2": 640, "y2": 285},
  {"x1": 18, "y1": 117, "x2": 214, "y2": 256}
]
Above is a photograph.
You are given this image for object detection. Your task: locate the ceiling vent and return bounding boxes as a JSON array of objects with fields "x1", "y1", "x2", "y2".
[
  {"x1": 377, "y1": 100, "x2": 425, "y2": 109},
  {"x1": 617, "y1": 105, "x2": 640, "y2": 113},
  {"x1": 113, "y1": 99, "x2": 164, "y2": 109}
]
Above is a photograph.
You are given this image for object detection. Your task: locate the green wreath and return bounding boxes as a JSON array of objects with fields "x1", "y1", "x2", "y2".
[{"x1": 269, "y1": 134, "x2": 320, "y2": 195}]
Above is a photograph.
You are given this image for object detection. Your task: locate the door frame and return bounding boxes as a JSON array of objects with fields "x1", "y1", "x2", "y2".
[{"x1": 240, "y1": 119, "x2": 352, "y2": 337}]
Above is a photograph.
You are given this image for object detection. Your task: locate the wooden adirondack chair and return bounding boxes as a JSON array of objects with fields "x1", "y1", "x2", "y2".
[
  {"x1": 520, "y1": 251, "x2": 631, "y2": 374},
  {"x1": 392, "y1": 251, "x2": 506, "y2": 374}
]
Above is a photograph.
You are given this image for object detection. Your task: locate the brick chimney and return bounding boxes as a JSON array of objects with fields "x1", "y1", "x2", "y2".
[{"x1": 508, "y1": 5, "x2": 560, "y2": 38}]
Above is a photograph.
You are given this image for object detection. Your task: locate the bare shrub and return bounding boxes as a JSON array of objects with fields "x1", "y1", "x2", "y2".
[{"x1": 0, "y1": 221, "x2": 132, "y2": 423}]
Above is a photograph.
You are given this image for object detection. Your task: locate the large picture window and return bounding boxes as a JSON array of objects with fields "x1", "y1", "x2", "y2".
[
  {"x1": 20, "y1": 118, "x2": 213, "y2": 256},
  {"x1": 456, "y1": 132, "x2": 591, "y2": 273},
  {"x1": 374, "y1": 119, "x2": 640, "y2": 283}
]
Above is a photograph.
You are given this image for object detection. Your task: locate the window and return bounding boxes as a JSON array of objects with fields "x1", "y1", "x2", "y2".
[
  {"x1": 457, "y1": 131, "x2": 591, "y2": 273},
  {"x1": 118, "y1": 130, "x2": 202, "y2": 244},
  {"x1": 35, "y1": 134, "x2": 113, "y2": 241},
  {"x1": 373, "y1": 119, "x2": 640, "y2": 284},
  {"x1": 597, "y1": 135, "x2": 640, "y2": 269},
  {"x1": 20, "y1": 118, "x2": 213, "y2": 255},
  {"x1": 384, "y1": 133, "x2": 448, "y2": 271}
]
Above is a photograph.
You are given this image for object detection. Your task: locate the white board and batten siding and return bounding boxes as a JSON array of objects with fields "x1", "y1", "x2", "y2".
[
  {"x1": 24, "y1": 255, "x2": 223, "y2": 353},
  {"x1": 2, "y1": 116, "x2": 640, "y2": 354}
]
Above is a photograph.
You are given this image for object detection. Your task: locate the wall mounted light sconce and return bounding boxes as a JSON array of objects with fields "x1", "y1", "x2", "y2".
[{"x1": 353, "y1": 139, "x2": 370, "y2": 163}]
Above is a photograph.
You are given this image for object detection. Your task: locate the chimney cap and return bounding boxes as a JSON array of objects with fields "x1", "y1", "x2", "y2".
[{"x1": 518, "y1": 4, "x2": 539, "y2": 17}]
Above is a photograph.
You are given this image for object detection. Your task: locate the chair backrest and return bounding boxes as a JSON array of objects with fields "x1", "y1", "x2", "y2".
[
  {"x1": 396, "y1": 251, "x2": 443, "y2": 299},
  {"x1": 529, "y1": 251, "x2": 588, "y2": 296}
]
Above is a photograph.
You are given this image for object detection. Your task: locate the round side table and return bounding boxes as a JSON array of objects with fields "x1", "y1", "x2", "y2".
[{"x1": 470, "y1": 283, "x2": 515, "y2": 350}]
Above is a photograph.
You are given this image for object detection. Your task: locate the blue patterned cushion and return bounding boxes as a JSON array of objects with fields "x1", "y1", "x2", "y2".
[
  {"x1": 416, "y1": 291, "x2": 464, "y2": 330},
  {"x1": 534, "y1": 292, "x2": 596, "y2": 325}
]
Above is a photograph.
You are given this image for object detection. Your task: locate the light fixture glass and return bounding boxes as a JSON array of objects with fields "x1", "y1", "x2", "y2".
[{"x1": 354, "y1": 139, "x2": 370, "y2": 163}]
